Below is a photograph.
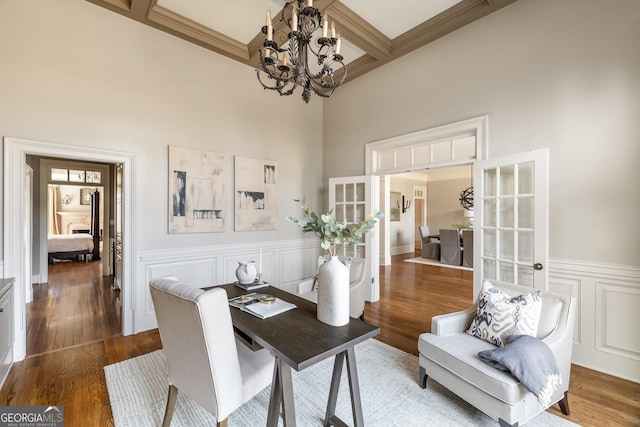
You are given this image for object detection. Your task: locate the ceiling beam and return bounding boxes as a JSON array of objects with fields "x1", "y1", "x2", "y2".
[
  {"x1": 327, "y1": 2, "x2": 391, "y2": 61},
  {"x1": 339, "y1": 0, "x2": 518, "y2": 83},
  {"x1": 147, "y1": 4, "x2": 250, "y2": 62},
  {"x1": 85, "y1": 0, "x2": 131, "y2": 14},
  {"x1": 392, "y1": 0, "x2": 518, "y2": 59},
  {"x1": 85, "y1": 0, "x2": 519, "y2": 85},
  {"x1": 129, "y1": 0, "x2": 154, "y2": 21}
]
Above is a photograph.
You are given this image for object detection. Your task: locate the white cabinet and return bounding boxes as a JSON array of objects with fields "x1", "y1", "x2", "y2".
[{"x1": 0, "y1": 278, "x2": 14, "y2": 388}]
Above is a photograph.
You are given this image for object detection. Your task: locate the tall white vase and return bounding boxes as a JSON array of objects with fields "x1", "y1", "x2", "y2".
[{"x1": 316, "y1": 256, "x2": 350, "y2": 326}]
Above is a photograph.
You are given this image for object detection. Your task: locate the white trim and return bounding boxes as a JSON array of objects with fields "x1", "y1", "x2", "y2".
[
  {"x1": 550, "y1": 259, "x2": 640, "y2": 280},
  {"x1": 365, "y1": 115, "x2": 488, "y2": 175},
  {"x1": 3, "y1": 137, "x2": 136, "y2": 362},
  {"x1": 391, "y1": 245, "x2": 413, "y2": 256},
  {"x1": 367, "y1": 116, "x2": 488, "y2": 274}
]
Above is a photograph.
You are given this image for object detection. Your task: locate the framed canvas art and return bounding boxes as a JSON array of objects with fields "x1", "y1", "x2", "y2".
[
  {"x1": 234, "y1": 156, "x2": 278, "y2": 231},
  {"x1": 80, "y1": 188, "x2": 93, "y2": 205},
  {"x1": 168, "y1": 146, "x2": 226, "y2": 233}
]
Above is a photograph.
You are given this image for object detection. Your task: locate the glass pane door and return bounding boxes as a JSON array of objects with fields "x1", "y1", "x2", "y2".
[
  {"x1": 329, "y1": 176, "x2": 378, "y2": 301},
  {"x1": 474, "y1": 149, "x2": 549, "y2": 294}
]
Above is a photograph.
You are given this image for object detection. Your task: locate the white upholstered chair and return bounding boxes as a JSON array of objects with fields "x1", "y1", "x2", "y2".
[
  {"x1": 418, "y1": 280, "x2": 576, "y2": 427},
  {"x1": 149, "y1": 277, "x2": 274, "y2": 427},
  {"x1": 297, "y1": 256, "x2": 367, "y2": 320}
]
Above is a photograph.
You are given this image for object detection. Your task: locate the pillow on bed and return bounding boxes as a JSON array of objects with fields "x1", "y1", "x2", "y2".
[{"x1": 466, "y1": 281, "x2": 542, "y2": 346}]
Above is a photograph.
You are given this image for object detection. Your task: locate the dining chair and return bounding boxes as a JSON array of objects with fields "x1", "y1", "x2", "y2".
[
  {"x1": 149, "y1": 277, "x2": 274, "y2": 427},
  {"x1": 462, "y1": 229, "x2": 474, "y2": 267},
  {"x1": 419, "y1": 226, "x2": 441, "y2": 260},
  {"x1": 440, "y1": 229, "x2": 463, "y2": 265}
]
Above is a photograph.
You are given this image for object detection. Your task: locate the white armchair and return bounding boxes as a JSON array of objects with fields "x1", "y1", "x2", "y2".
[
  {"x1": 149, "y1": 277, "x2": 274, "y2": 427},
  {"x1": 297, "y1": 256, "x2": 367, "y2": 320},
  {"x1": 418, "y1": 279, "x2": 576, "y2": 427}
]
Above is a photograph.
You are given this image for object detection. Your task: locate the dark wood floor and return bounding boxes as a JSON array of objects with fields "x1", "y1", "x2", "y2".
[
  {"x1": 0, "y1": 254, "x2": 638, "y2": 426},
  {"x1": 27, "y1": 260, "x2": 121, "y2": 355}
]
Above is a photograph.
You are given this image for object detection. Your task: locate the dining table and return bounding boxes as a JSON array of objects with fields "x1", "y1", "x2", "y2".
[{"x1": 210, "y1": 283, "x2": 380, "y2": 427}]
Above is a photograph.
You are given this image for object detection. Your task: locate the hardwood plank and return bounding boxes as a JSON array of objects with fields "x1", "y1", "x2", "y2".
[
  {"x1": 0, "y1": 254, "x2": 637, "y2": 427},
  {"x1": 27, "y1": 260, "x2": 121, "y2": 356}
]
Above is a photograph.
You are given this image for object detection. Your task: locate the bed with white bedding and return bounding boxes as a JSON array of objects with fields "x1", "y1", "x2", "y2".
[{"x1": 48, "y1": 233, "x2": 95, "y2": 263}]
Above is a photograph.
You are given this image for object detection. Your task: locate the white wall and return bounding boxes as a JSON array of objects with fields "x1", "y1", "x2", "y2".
[
  {"x1": 0, "y1": 0, "x2": 324, "y2": 263},
  {"x1": 323, "y1": 0, "x2": 640, "y2": 381},
  {"x1": 427, "y1": 177, "x2": 472, "y2": 236},
  {"x1": 323, "y1": 0, "x2": 640, "y2": 267}
]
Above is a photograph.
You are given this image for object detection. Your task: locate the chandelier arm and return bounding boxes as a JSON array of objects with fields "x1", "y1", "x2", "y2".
[{"x1": 256, "y1": 69, "x2": 297, "y2": 96}]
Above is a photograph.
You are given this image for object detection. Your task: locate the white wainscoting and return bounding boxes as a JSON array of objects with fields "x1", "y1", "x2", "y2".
[
  {"x1": 134, "y1": 239, "x2": 320, "y2": 333},
  {"x1": 549, "y1": 259, "x2": 640, "y2": 383},
  {"x1": 133, "y1": 247, "x2": 639, "y2": 383}
]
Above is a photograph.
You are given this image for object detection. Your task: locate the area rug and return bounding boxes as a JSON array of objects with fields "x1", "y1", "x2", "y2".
[
  {"x1": 405, "y1": 256, "x2": 473, "y2": 271},
  {"x1": 104, "y1": 339, "x2": 579, "y2": 427}
]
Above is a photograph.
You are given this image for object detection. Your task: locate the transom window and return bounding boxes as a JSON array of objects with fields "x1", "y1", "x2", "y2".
[{"x1": 50, "y1": 168, "x2": 102, "y2": 184}]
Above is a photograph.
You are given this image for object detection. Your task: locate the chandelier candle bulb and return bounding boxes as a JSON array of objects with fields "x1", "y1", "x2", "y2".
[
  {"x1": 307, "y1": 0, "x2": 312, "y2": 7},
  {"x1": 282, "y1": 51, "x2": 288, "y2": 66},
  {"x1": 322, "y1": 15, "x2": 328, "y2": 37},
  {"x1": 292, "y1": 7, "x2": 298, "y2": 31},
  {"x1": 335, "y1": 36, "x2": 341, "y2": 55},
  {"x1": 331, "y1": 21, "x2": 336, "y2": 38},
  {"x1": 266, "y1": 10, "x2": 273, "y2": 40}
]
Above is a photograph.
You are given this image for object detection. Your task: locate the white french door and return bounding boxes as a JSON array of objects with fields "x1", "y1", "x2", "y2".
[
  {"x1": 473, "y1": 148, "x2": 549, "y2": 296},
  {"x1": 328, "y1": 175, "x2": 379, "y2": 302}
]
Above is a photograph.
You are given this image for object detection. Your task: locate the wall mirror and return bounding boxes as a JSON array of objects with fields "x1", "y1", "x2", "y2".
[{"x1": 390, "y1": 192, "x2": 401, "y2": 221}]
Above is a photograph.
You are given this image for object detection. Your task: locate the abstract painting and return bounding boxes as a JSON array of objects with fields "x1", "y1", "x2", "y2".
[
  {"x1": 234, "y1": 156, "x2": 278, "y2": 231},
  {"x1": 168, "y1": 146, "x2": 226, "y2": 233}
]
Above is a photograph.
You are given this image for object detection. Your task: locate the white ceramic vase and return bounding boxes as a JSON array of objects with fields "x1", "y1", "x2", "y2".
[
  {"x1": 316, "y1": 256, "x2": 350, "y2": 326},
  {"x1": 236, "y1": 260, "x2": 258, "y2": 284}
]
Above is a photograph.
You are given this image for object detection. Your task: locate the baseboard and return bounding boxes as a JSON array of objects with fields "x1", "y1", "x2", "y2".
[{"x1": 390, "y1": 245, "x2": 413, "y2": 256}]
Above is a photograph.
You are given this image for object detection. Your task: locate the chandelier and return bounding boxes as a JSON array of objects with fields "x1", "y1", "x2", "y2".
[
  {"x1": 256, "y1": 0, "x2": 347, "y2": 103},
  {"x1": 459, "y1": 187, "x2": 474, "y2": 210}
]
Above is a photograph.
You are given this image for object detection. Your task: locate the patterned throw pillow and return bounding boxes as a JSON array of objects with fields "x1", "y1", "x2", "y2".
[{"x1": 466, "y1": 281, "x2": 542, "y2": 346}]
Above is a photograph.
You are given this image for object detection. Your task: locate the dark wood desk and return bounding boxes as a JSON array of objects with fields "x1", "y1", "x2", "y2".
[{"x1": 218, "y1": 284, "x2": 380, "y2": 427}]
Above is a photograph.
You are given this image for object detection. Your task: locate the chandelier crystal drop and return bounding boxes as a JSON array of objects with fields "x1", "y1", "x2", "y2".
[{"x1": 256, "y1": 0, "x2": 347, "y2": 103}]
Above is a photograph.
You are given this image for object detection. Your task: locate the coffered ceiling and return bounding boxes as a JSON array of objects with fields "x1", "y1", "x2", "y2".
[{"x1": 86, "y1": 0, "x2": 516, "y2": 83}]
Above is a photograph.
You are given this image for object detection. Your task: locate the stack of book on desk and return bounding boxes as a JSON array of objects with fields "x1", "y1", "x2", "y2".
[
  {"x1": 234, "y1": 280, "x2": 269, "y2": 291},
  {"x1": 228, "y1": 293, "x2": 296, "y2": 319}
]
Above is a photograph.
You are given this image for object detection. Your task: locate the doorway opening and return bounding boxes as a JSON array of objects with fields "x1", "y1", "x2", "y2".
[
  {"x1": 365, "y1": 116, "x2": 488, "y2": 275},
  {"x1": 26, "y1": 156, "x2": 122, "y2": 356},
  {"x1": 380, "y1": 165, "x2": 474, "y2": 269},
  {"x1": 4, "y1": 137, "x2": 135, "y2": 363}
]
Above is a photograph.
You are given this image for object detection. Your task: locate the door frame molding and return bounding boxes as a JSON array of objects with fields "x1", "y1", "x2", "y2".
[
  {"x1": 365, "y1": 115, "x2": 488, "y2": 175},
  {"x1": 366, "y1": 116, "x2": 488, "y2": 266},
  {"x1": 3, "y1": 137, "x2": 136, "y2": 362}
]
